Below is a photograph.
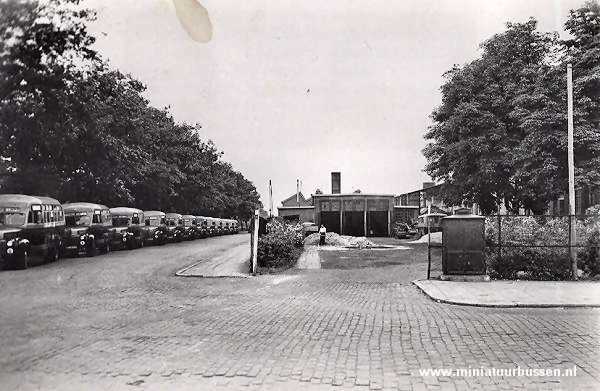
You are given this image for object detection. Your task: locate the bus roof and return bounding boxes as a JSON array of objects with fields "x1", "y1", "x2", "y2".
[
  {"x1": 109, "y1": 207, "x2": 143, "y2": 216},
  {"x1": 0, "y1": 194, "x2": 61, "y2": 207},
  {"x1": 63, "y1": 202, "x2": 109, "y2": 212},
  {"x1": 144, "y1": 210, "x2": 165, "y2": 217}
]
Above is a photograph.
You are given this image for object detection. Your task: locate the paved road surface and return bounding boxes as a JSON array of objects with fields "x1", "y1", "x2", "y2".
[{"x1": 0, "y1": 236, "x2": 598, "y2": 390}]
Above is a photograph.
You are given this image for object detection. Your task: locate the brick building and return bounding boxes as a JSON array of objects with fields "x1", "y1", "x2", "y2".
[
  {"x1": 276, "y1": 192, "x2": 315, "y2": 223},
  {"x1": 278, "y1": 173, "x2": 395, "y2": 236}
]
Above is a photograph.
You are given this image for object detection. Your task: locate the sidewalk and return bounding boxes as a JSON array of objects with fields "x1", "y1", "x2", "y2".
[
  {"x1": 413, "y1": 279, "x2": 600, "y2": 308},
  {"x1": 176, "y1": 241, "x2": 250, "y2": 278},
  {"x1": 296, "y1": 245, "x2": 321, "y2": 269}
]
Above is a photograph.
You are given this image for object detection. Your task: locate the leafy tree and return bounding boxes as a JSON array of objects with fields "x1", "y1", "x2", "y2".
[
  {"x1": 563, "y1": 0, "x2": 600, "y2": 188},
  {"x1": 0, "y1": 0, "x2": 101, "y2": 196},
  {"x1": 424, "y1": 19, "x2": 557, "y2": 213},
  {"x1": 0, "y1": 0, "x2": 262, "y2": 219},
  {"x1": 508, "y1": 1, "x2": 600, "y2": 212},
  {"x1": 424, "y1": 7, "x2": 600, "y2": 214}
]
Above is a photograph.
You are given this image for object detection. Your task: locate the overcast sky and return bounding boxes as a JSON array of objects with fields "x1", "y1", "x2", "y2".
[{"x1": 85, "y1": 0, "x2": 582, "y2": 212}]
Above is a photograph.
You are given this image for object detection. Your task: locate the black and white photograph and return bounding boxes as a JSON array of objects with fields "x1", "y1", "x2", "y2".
[{"x1": 0, "y1": 0, "x2": 599, "y2": 390}]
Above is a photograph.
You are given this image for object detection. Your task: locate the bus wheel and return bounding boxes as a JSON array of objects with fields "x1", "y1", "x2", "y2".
[
  {"x1": 48, "y1": 247, "x2": 59, "y2": 263},
  {"x1": 87, "y1": 242, "x2": 98, "y2": 257},
  {"x1": 17, "y1": 251, "x2": 29, "y2": 270}
]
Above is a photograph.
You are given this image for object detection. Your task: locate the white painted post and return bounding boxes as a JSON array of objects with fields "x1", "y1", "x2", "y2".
[
  {"x1": 567, "y1": 64, "x2": 577, "y2": 280},
  {"x1": 251, "y1": 209, "x2": 259, "y2": 275}
]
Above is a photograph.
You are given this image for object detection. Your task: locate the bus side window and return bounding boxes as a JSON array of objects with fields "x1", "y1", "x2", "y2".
[
  {"x1": 92, "y1": 214, "x2": 101, "y2": 224},
  {"x1": 132, "y1": 216, "x2": 140, "y2": 225},
  {"x1": 29, "y1": 211, "x2": 42, "y2": 224},
  {"x1": 145, "y1": 219, "x2": 150, "y2": 226}
]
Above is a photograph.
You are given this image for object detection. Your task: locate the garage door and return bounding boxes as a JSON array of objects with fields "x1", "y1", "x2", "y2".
[
  {"x1": 367, "y1": 211, "x2": 388, "y2": 237},
  {"x1": 343, "y1": 211, "x2": 364, "y2": 236},
  {"x1": 320, "y1": 212, "x2": 340, "y2": 234}
]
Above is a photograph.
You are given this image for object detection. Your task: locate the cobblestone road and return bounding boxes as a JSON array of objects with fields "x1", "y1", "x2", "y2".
[{"x1": 0, "y1": 235, "x2": 598, "y2": 390}]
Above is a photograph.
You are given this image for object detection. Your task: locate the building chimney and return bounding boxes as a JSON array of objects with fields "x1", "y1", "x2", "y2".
[{"x1": 331, "y1": 172, "x2": 341, "y2": 194}]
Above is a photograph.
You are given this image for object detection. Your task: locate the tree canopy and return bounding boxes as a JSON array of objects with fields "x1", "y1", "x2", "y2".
[
  {"x1": 0, "y1": 0, "x2": 261, "y2": 220},
  {"x1": 423, "y1": 1, "x2": 600, "y2": 214}
]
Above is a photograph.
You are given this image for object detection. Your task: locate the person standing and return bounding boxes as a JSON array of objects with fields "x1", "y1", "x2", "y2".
[{"x1": 319, "y1": 225, "x2": 326, "y2": 246}]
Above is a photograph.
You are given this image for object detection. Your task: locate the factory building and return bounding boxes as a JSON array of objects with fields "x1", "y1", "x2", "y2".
[{"x1": 278, "y1": 172, "x2": 394, "y2": 237}]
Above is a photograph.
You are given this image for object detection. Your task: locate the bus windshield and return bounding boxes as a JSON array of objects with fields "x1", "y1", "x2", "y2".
[
  {"x1": 0, "y1": 210, "x2": 26, "y2": 227},
  {"x1": 112, "y1": 216, "x2": 130, "y2": 227},
  {"x1": 65, "y1": 213, "x2": 91, "y2": 227},
  {"x1": 145, "y1": 217, "x2": 162, "y2": 227}
]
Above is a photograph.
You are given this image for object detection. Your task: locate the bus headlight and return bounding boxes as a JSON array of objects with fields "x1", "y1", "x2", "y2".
[
  {"x1": 7, "y1": 248, "x2": 13, "y2": 254},
  {"x1": 80, "y1": 241, "x2": 85, "y2": 246}
]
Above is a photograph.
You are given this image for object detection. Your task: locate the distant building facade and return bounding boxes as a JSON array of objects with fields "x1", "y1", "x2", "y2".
[
  {"x1": 277, "y1": 192, "x2": 315, "y2": 223},
  {"x1": 546, "y1": 185, "x2": 600, "y2": 215}
]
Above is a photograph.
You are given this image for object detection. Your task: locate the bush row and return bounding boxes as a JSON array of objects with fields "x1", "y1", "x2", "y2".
[{"x1": 484, "y1": 206, "x2": 600, "y2": 280}]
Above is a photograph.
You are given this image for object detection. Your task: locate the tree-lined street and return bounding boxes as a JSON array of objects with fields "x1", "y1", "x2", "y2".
[{"x1": 0, "y1": 238, "x2": 598, "y2": 390}]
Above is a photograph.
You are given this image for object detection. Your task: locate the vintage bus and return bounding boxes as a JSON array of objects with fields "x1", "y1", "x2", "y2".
[
  {"x1": 62, "y1": 202, "x2": 113, "y2": 257},
  {"x1": 181, "y1": 215, "x2": 197, "y2": 240},
  {"x1": 194, "y1": 216, "x2": 209, "y2": 238},
  {"x1": 0, "y1": 194, "x2": 65, "y2": 269},
  {"x1": 143, "y1": 211, "x2": 169, "y2": 245},
  {"x1": 109, "y1": 207, "x2": 146, "y2": 250},
  {"x1": 165, "y1": 213, "x2": 185, "y2": 242},
  {"x1": 416, "y1": 212, "x2": 447, "y2": 237}
]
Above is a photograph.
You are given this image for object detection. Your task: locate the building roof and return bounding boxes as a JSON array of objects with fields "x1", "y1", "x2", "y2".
[
  {"x1": 281, "y1": 192, "x2": 311, "y2": 207},
  {"x1": 312, "y1": 193, "x2": 395, "y2": 198},
  {"x1": 278, "y1": 205, "x2": 315, "y2": 210}
]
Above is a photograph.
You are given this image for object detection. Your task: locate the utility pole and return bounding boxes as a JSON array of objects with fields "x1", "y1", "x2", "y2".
[
  {"x1": 251, "y1": 209, "x2": 259, "y2": 275},
  {"x1": 270, "y1": 180, "x2": 274, "y2": 218},
  {"x1": 567, "y1": 63, "x2": 577, "y2": 280}
]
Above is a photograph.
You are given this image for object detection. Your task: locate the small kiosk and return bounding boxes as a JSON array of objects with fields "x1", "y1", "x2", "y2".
[{"x1": 440, "y1": 208, "x2": 489, "y2": 281}]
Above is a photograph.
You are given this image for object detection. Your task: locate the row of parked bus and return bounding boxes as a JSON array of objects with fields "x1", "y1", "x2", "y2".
[{"x1": 0, "y1": 194, "x2": 241, "y2": 269}]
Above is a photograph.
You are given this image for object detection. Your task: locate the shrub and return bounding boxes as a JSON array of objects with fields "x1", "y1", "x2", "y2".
[
  {"x1": 257, "y1": 219, "x2": 304, "y2": 270},
  {"x1": 577, "y1": 206, "x2": 600, "y2": 277},
  {"x1": 486, "y1": 248, "x2": 571, "y2": 280}
]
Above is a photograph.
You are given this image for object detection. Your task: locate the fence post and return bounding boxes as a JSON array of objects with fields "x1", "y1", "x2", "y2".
[
  {"x1": 497, "y1": 214, "x2": 502, "y2": 263},
  {"x1": 568, "y1": 214, "x2": 577, "y2": 280},
  {"x1": 251, "y1": 209, "x2": 259, "y2": 275},
  {"x1": 427, "y1": 216, "x2": 431, "y2": 279}
]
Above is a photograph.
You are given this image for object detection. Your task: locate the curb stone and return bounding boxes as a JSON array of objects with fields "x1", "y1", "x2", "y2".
[
  {"x1": 412, "y1": 280, "x2": 600, "y2": 308},
  {"x1": 175, "y1": 260, "x2": 250, "y2": 278}
]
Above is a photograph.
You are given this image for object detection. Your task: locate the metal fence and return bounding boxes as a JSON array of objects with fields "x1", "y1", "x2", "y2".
[
  {"x1": 426, "y1": 214, "x2": 600, "y2": 280},
  {"x1": 486, "y1": 214, "x2": 599, "y2": 279}
]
